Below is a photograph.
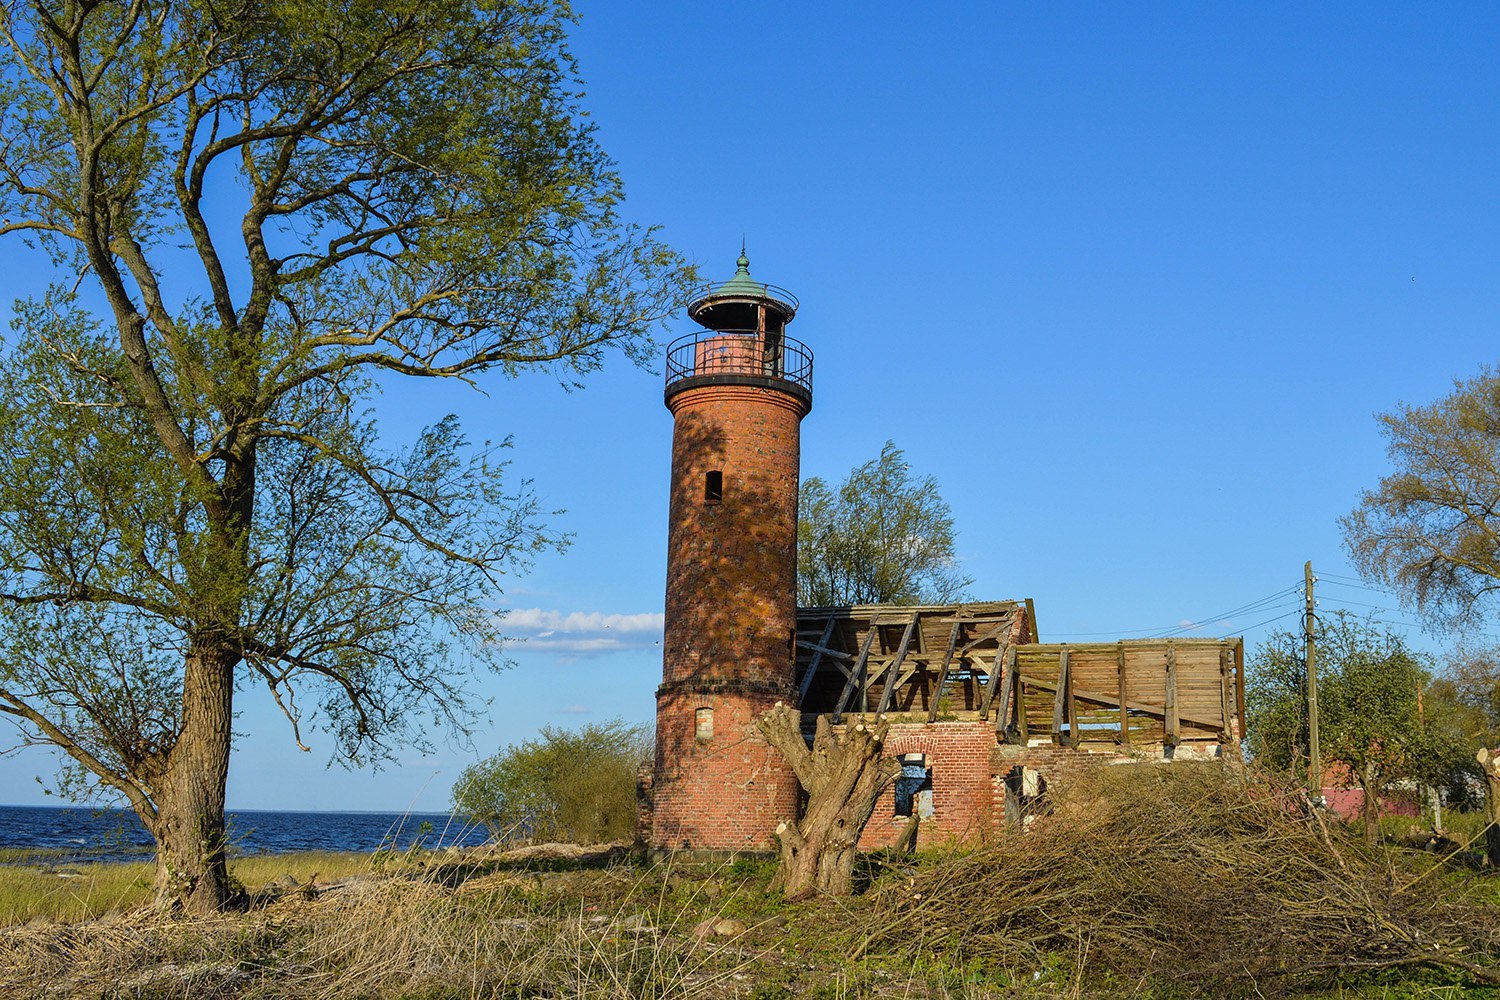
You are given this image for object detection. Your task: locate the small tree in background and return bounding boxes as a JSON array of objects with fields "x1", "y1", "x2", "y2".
[
  {"x1": 453, "y1": 719, "x2": 650, "y2": 845},
  {"x1": 1421, "y1": 645, "x2": 1500, "y2": 822},
  {"x1": 1247, "y1": 613, "x2": 1472, "y2": 842},
  {"x1": 798, "y1": 441, "x2": 972, "y2": 607}
]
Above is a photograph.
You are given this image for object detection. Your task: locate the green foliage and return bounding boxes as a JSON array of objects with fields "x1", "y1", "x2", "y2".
[
  {"x1": 453, "y1": 718, "x2": 649, "y2": 845},
  {"x1": 797, "y1": 441, "x2": 972, "y2": 607},
  {"x1": 1343, "y1": 367, "x2": 1500, "y2": 629},
  {"x1": 0, "y1": 0, "x2": 692, "y2": 896},
  {"x1": 1247, "y1": 612, "x2": 1475, "y2": 800},
  {"x1": 725, "y1": 856, "x2": 778, "y2": 882},
  {"x1": 1427, "y1": 645, "x2": 1500, "y2": 808}
]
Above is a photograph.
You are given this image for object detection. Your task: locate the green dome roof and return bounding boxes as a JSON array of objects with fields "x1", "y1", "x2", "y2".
[
  {"x1": 714, "y1": 250, "x2": 764, "y2": 297},
  {"x1": 686, "y1": 247, "x2": 799, "y2": 327}
]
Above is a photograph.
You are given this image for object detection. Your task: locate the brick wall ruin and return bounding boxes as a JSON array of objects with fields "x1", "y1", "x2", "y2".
[{"x1": 856, "y1": 721, "x2": 997, "y2": 850}]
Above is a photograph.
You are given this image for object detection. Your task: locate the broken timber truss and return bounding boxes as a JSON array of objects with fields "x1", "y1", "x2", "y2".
[{"x1": 794, "y1": 601, "x2": 1244, "y2": 752}]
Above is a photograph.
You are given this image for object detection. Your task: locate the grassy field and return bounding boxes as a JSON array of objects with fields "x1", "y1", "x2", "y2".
[
  {"x1": 0, "y1": 769, "x2": 1497, "y2": 999},
  {"x1": 0, "y1": 851, "x2": 373, "y2": 926}
]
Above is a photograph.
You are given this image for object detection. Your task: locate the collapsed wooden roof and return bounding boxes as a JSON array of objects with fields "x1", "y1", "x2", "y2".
[
  {"x1": 794, "y1": 602, "x2": 1032, "y2": 722},
  {"x1": 795, "y1": 602, "x2": 1244, "y2": 751}
]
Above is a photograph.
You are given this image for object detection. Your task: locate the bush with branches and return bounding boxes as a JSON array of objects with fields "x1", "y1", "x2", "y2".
[{"x1": 454, "y1": 719, "x2": 650, "y2": 845}]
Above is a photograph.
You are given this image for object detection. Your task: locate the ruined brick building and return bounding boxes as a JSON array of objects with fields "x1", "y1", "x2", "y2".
[{"x1": 644, "y1": 254, "x2": 1244, "y2": 854}]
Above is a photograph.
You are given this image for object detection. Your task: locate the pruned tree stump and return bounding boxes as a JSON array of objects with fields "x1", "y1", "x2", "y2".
[
  {"x1": 756, "y1": 704, "x2": 897, "y2": 899},
  {"x1": 1478, "y1": 747, "x2": 1500, "y2": 868}
]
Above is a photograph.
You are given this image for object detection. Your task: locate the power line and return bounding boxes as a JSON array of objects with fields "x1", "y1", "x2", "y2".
[
  {"x1": 1152, "y1": 588, "x2": 1301, "y2": 637},
  {"x1": 1235, "y1": 608, "x2": 1303, "y2": 633},
  {"x1": 1359, "y1": 615, "x2": 1429, "y2": 632},
  {"x1": 1149, "y1": 584, "x2": 1303, "y2": 638},
  {"x1": 1313, "y1": 577, "x2": 1500, "y2": 643},
  {"x1": 1048, "y1": 627, "x2": 1194, "y2": 638},
  {"x1": 1306, "y1": 605, "x2": 1500, "y2": 646},
  {"x1": 1312, "y1": 582, "x2": 1492, "y2": 633},
  {"x1": 1318, "y1": 596, "x2": 1412, "y2": 615},
  {"x1": 1046, "y1": 582, "x2": 1394, "y2": 643},
  {"x1": 1356, "y1": 614, "x2": 1500, "y2": 644},
  {"x1": 1316, "y1": 577, "x2": 1400, "y2": 597},
  {"x1": 1048, "y1": 584, "x2": 1302, "y2": 639},
  {"x1": 1313, "y1": 570, "x2": 1368, "y2": 584}
]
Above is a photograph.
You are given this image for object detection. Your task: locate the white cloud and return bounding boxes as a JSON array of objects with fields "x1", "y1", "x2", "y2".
[
  {"x1": 502, "y1": 607, "x2": 664, "y2": 657},
  {"x1": 557, "y1": 704, "x2": 592, "y2": 715},
  {"x1": 505, "y1": 608, "x2": 664, "y2": 635}
]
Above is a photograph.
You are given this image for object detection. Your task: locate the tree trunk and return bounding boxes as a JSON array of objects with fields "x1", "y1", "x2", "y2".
[
  {"x1": 1359, "y1": 761, "x2": 1381, "y2": 846},
  {"x1": 892, "y1": 814, "x2": 920, "y2": 854},
  {"x1": 757, "y1": 703, "x2": 895, "y2": 900},
  {"x1": 1478, "y1": 748, "x2": 1500, "y2": 868},
  {"x1": 151, "y1": 642, "x2": 237, "y2": 913}
]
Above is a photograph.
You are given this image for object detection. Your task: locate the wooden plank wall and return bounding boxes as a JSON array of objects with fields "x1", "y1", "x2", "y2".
[{"x1": 1004, "y1": 639, "x2": 1243, "y2": 749}]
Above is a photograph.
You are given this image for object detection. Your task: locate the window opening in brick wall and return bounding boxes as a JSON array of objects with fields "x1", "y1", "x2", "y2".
[
  {"x1": 893, "y1": 753, "x2": 933, "y2": 818},
  {"x1": 1003, "y1": 765, "x2": 1050, "y2": 830},
  {"x1": 704, "y1": 470, "x2": 723, "y2": 504},
  {"x1": 694, "y1": 707, "x2": 714, "y2": 740}
]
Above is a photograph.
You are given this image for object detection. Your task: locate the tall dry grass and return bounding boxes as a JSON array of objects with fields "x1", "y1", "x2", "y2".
[{"x1": 0, "y1": 856, "x2": 778, "y2": 999}]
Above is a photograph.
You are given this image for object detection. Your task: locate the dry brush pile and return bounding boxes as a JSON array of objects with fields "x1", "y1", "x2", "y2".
[{"x1": 858, "y1": 762, "x2": 1500, "y2": 995}]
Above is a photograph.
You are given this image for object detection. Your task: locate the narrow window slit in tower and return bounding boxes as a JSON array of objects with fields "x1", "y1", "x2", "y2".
[{"x1": 704, "y1": 470, "x2": 723, "y2": 504}]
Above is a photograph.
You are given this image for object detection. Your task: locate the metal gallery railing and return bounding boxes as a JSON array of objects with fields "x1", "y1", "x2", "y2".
[{"x1": 664, "y1": 330, "x2": 813, "y2": 395}]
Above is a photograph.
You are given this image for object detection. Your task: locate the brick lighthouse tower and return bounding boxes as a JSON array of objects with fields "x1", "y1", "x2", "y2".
[{"x1": 651, "y1": 250, "x2": 813, "y2": 852}]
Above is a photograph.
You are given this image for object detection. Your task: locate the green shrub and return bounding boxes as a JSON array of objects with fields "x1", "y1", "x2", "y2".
[{"x1": 453, "y1": 718, "x2": 649, "y2": 845}]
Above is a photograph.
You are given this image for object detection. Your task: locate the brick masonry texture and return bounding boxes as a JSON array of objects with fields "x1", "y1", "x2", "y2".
[
  {"x1": 651, "y1": 692, "x2": 798, "y2": 850},
  {"x1": 856, "y1": 721, "x2": 998, "y2": 850},
  {"x1": 652, "y1": 381, "x2": 809, "y2": 851},
  {"x1": 838, "y1": 721, "x2": 1238, "y2": 850}
]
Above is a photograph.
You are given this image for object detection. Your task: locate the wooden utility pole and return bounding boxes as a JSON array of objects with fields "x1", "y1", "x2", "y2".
[{"x1": 1305, "y1": 561, "x2": 1321, "y2": 799}]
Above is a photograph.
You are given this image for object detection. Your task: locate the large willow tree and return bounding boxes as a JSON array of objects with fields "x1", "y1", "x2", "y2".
[{"x1": 0, "y1": 0, "x2": 689, "y2": 913}]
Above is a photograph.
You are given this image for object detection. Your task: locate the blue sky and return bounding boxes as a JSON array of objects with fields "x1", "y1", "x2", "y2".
[{"x1": 4, "y1": 4, "x2": 1499, "y2": 811}]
